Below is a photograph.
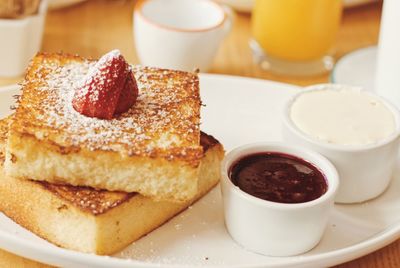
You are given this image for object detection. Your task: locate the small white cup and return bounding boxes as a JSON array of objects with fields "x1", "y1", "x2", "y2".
[
  {"x1": 221, "y1": 142, "x2": 339, "y2": 257},
  {"x1": 133, "y1": 0, "x2": 232, "y2": 72},
  {"x1": 282, "y1": 84, "x2": 400, "y2": 204},
  {"x1": 0, "y1": 0, "x2": 47, "y2": 77}
]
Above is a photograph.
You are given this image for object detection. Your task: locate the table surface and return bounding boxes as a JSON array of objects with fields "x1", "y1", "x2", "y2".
[{"x1": 1, "y1": 0, "x2": 399, "y2": 267}]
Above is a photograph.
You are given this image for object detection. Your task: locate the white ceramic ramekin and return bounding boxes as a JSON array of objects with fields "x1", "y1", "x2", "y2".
[
  {"x1": 221, "y1": 142, "x2": 339, "y2": 257},
  {"x1": 0, "y1": 0, "x2": 47, "y2": 77},
  {"x1": 282, "y1": 84, "x2": 400, "y2": 204},
  {"x1": 133, "y1": 0, "x2": 232, "y2": 72}
]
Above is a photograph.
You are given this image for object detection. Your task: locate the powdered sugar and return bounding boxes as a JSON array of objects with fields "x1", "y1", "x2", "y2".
[{"x1": 16, "y1": 55, "x2": 201, "y2": 160}]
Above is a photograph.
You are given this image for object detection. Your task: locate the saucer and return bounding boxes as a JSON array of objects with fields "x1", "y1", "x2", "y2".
[{"x1": 331, "y1": 46, "x2": 377, "y2": 91}]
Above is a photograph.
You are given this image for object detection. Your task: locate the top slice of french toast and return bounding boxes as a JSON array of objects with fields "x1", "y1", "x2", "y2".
[{"x1": 10, "y1": 53, "x2": 202, "y2": 166}]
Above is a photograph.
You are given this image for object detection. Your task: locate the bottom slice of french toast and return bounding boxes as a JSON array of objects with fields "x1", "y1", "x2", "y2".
[{"x1": 0, "y1": 116, "x2": 224, "y2": 255}]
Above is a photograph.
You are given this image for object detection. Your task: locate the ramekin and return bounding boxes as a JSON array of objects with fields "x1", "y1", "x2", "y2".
[
  {"x1": 133, "y1": 0, "x2": 232, "y2": 72},
  {"x1": 282, "y1": 84, "x2": 400, "y2": 203},
  {"x1": 221, "y1": 142, "x2": 339, "y2": 257},
  {"x1": 0, "y1": 0, "x2": 47, "y2": 77}
]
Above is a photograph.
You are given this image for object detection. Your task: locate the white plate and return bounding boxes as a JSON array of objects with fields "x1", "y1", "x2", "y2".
[
  {"x1": 331, "y1": 46, "x2": 377, "y2": 91},
  {"x1": 214, "y1": 0, "x2": 379, "y2": 13},
  {"x1": 1, "y1": 74, "x2": 400, "y2": 267},
  {"x1": 48, "y1": 0, "x2": 87, "y2": 10}
]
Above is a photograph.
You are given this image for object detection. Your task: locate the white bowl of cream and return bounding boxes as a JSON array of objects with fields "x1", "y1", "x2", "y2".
[{"x1": 282, "y1": 84, "x2": 400, "y2": 203}]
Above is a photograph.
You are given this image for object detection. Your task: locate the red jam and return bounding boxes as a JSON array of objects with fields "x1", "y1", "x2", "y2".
[{"x1": 229, "y1": 152, "x2": 327, "y2": 204}]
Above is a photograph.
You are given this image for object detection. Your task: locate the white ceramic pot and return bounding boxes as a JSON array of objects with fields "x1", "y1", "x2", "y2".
[
  {"x1": 0, "y1": 0, "x2": 47, "y2": 77},
  {"x1": 221, "y1": 142, "x2": 339, "y2": 257},
  {"x1": 282, "y1": 84, "x2": 400, "y2": 203},
  {"x1": 133, "y1": 0, "x2": 233, "y2": 72}
]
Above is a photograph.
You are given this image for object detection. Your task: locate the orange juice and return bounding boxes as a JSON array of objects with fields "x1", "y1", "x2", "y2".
[{"x1": 252, "y1": 0, "x2": 342, "y2": 61}]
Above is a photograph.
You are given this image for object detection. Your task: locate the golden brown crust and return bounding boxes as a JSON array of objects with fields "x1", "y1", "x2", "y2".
[
  {"x1": 0, "y1": 116, "x2": 10, "y2": 162},
  {"x1": 38, "y1": 182, "x2": 136, "y2": 215},
  {"x1": 0, "y1": 117, "x2": 8, "y2": 143},
  {"x1": 35, "y1": 131, "x2": 218, "y2": 215},
  {"x1": 11, "y1": 52, "x2": 202, "y2": 166},
  {"x1": 200, "y1": 131, "x2": 220, "y2": 152}
]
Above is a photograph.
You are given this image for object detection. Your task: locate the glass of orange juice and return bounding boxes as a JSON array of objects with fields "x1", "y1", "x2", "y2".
[{"x1": 251, "y1": 0, "x2": 342, "y2": 76}]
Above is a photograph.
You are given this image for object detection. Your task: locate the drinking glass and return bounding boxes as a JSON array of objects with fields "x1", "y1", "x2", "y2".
[{"x1": 251, "y1": 0, "x2": 342, "y2": 76}]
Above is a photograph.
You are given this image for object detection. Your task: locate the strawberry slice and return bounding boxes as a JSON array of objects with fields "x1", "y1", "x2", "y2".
[{"x1": 72, "y1": 50, "x2": 137, "y2": 120}]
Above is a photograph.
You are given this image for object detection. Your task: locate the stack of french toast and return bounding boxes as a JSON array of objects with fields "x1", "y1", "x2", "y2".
[{"x1": 0, "y1": 50, "x2": 224, "y2": 255}]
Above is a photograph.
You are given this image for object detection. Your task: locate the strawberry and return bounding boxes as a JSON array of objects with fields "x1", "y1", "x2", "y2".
[
  {"x1": 72, "y1": 50, "x2": 137, "y2": 120},
  {"x1": 115, "y1": 70, "x2": 139, "y2": 115}
]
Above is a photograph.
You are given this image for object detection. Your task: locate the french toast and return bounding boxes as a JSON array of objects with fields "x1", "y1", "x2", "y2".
[
  {"x1": 5, "y1": 53, "x2": 203, "y2": 202},
  {"x1": 0, "y1": 116, "x2": 224, "y2": 255}
]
